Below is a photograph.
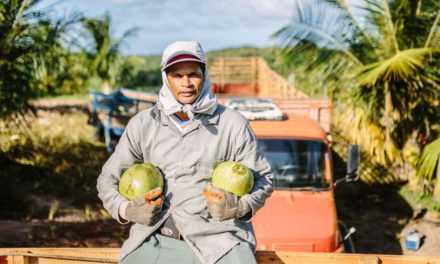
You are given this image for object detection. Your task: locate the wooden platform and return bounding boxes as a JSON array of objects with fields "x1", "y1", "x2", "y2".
[{"x1": 1, "y1": 248, "x2": 440, "y2": 264}]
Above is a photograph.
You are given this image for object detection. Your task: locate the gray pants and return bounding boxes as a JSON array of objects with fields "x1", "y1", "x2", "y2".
[{"x1": 120, "y1": 234, "x2": 256, "y2": 264}]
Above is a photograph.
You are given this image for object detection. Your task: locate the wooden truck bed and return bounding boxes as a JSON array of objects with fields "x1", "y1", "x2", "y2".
[{"x1": 1, "y1": 248, "x2": 440, "y2": 264}]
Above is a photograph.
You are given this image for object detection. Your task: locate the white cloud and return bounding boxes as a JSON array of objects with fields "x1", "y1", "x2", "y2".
[
  {"x1": 94, "y1": 0, "x2": 142, "y2": 5},
  {"x1": 47, "y1": 0, "x2": 296, "y2": 54},
  {"x1": 211, "y1": 0, "x2": 295, "y2": 19}
]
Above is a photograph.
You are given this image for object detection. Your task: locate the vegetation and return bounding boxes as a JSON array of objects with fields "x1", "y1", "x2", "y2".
[
  {"x1": 274, "y1": 0, "x2": 440, "y2": 195},
  {"x1": 0, "y1": 1, "x2": 140, "y2": 120},
  {"x1": 81, "y1": 12, "x2": 137, "y2": 93},
  {"x1": 0, "y1": 106, "x2": 107, "y2": 219},
  {"x1": 0, "y1": 105, "x2": 130, "y2": 246},
  {"x1": 418, "y1": 137, "x2": 440, "y2": 198},
  {"x1": 0, "y1": 0, "x2": 72, "y2": 118},
  {"x1": 116, "y1": 55, "x2": 162, "y2": 92}
]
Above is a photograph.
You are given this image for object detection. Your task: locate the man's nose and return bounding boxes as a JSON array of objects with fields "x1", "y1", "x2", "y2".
[{"x1": 181, "y1": 75, "x2": 192, "y2": 87}]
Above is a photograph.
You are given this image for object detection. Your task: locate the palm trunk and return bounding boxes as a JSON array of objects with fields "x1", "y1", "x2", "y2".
[
  {"x1": 101, "y1": 80, "x2": 111, "y2": 94},
  {"x1": 384, "y1": 83, "x2": 393, "y2": 146},
  {"x1": 433, "y1": 158, "x2": 440, "y2": 200},
  {"x1": 403, "y1": 132, "x2": 421, "y2": 190}
]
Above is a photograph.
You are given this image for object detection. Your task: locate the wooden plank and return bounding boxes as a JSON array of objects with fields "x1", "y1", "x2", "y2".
[
  {"x1": 255, "y1": 252, "x2": 440, "y2": 264},
  {"x1": 0, "y1": 248, "x2": 119, "y2": 264},
  {"x1": 1, "y1": 249, "x2": 440, "y2": 264},
  {"x1": 215, "y1": 65, "x2": 253, "y2": 70},
  {"x1": 215, "y1": 61, "x2": 255, "y2": 66}
]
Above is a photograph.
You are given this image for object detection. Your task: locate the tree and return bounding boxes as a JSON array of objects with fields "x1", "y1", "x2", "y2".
[
  {"x1": 81, "y1": 13, "x2": 136, "y2": 93},
  {"x1": 0, "y1": 0, "x2": 81, "y2": 118},
  {"x1": 34, "y1": 10, "x2": 90, "y2": 96},
  {"x1": 1, "y1": 0, "x2": 45, "y2": 118},
  {"x1": 274, "y1": 0, "x2": 439, "y2": 187}
]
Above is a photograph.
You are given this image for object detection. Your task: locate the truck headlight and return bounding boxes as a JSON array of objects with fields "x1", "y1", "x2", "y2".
[{"x1": 259, "y1": 244, "x2": 267, "y2": 250}]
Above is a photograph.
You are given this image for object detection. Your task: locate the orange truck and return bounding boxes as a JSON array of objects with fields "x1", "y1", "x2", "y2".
[{"x1": 221, "y1": 96, "x2": 359, "y2": 253}]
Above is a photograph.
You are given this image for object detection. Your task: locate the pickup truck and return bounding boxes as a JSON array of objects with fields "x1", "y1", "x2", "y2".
[{"x1": 224, "y1": 97, "x2": 359, "y2": 253}]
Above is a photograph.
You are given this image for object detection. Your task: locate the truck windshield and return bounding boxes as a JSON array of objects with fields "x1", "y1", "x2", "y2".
[{"x1": 258, "y1": 139, "x2": 329, "y2": 189}]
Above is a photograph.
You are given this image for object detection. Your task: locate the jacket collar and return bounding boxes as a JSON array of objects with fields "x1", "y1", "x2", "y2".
[{"x1": 150, "y1": 105, "x2": 220, "y2": 126}]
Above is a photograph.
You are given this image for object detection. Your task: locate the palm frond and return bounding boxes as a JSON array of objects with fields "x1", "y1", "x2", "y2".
[
  {"x1": 360, "y1": 0, "x2": 400, "y2": 58},
  {"x1": 380, "y1": 0, "x2": 400, "y2": 52},
  {"x1": 334, "y1": 105, "x2": 403, "y2": 165},
  {"x1": 418, "y1": 137, "x2": 440, "y2": 182},
  {"x1": 274, "y1": 0, "x2": 363, "y2": 66},
  {"x1": 355, "y1": 48, "x2": 436, "y2": 86},
  {"x1": 425, "y1": 10, "x2": 440, "y2": 48},
  {"x1": 80, "y1": 12, "x2": 135, "y2": 88}
]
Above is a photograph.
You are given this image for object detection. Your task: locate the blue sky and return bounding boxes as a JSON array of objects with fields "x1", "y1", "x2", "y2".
[{"x1": 42, "y1": 0, "x2": 360, "y2": 55}]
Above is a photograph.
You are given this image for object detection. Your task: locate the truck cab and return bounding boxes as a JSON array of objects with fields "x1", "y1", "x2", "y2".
[{"x1": 225, "y1": 97, "x2": 357, "y2": 253}]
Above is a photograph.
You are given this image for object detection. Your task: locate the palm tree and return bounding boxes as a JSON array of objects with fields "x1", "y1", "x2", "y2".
[
  {"x1": 0, "y1": 0, "x2": 81, "y2": 118},
  {"x1": 274, "y1": 0, "x2": 439, "y2": 187},
  {"x1": 0, "y1": 0, "x2": 45, "y2": 118},
  {"x1": 35, "y1": 10, "x2": 88, "y2": 95},
  {"x1": 81, "y1": 13, "x2": 136, "y2": 93}
]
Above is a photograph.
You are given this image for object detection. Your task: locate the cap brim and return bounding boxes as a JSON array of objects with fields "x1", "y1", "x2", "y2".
[
  {"x1": 162, "y1": 52, "x2": 205, "y2": 71},
  {"x1": 163, "y1": 58, "x2": 205, "y2": 71}
]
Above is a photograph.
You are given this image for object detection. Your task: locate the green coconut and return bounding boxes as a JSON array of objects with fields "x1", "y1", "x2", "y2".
[
  {"x1": 211, "y1": 161, "x2": 254, "y2": 197},
  {"x1": 118, "y1": 162, "x2": 164, "y2": 200}
]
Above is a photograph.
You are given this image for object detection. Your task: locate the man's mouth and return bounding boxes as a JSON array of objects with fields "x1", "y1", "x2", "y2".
[{"x1": 180, "y1": 91, "x2": 195, "y2": 97}]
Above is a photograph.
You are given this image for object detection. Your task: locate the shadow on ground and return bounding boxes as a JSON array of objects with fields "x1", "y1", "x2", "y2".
[
  {"x1": 0, "y1": 219, "x2": 129, "y2": 247},
  {"x1": 332, "y1": 150, "x2": 413, "y2": 254}
]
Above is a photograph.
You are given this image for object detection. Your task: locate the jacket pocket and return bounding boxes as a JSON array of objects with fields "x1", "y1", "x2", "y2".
[{"x1": 193, "y1": 160, "x2": 222, "y2": 185}]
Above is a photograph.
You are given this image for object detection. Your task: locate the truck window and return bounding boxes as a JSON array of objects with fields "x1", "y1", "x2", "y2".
[{"x1": 258, "y1": 139, "x2": 329, "y2": 189}]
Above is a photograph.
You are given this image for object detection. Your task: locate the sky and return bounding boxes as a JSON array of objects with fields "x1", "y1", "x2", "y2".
[{"x1": 42, "y1": 0, "x2": 361, "y2": 56}]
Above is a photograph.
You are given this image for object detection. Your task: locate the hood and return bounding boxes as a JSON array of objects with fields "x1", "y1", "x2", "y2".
[{"x1": 158, "y1": 41, "x2": 217, "y2": 120}]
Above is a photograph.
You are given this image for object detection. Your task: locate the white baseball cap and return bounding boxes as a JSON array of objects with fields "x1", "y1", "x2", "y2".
[{"x1": 161, "y1": 41, "x2": 206, "y2": 71}]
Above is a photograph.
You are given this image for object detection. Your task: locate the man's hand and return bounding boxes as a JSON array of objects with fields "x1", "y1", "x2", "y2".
[
  {"x1": 202, "y1": 185, "x2": 251, "y2": 221},
  {"x1": 123, "y1": 187, "x2": 164, "y2": 225}
]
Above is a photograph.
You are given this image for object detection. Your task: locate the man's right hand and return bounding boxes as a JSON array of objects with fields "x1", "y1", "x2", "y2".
[{"x1": 122, "y1": 187, "x2": 164, "y2": 225}]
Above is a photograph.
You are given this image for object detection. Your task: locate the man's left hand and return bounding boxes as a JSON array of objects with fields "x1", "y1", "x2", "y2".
[{"x1": 202, "y1": 185, "x2": 250, "y2": 221}]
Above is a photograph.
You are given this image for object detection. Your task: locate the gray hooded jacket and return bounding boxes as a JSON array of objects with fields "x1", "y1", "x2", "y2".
[{"x1": 96, "y1": 41, "x2": 273, "y2": 264}]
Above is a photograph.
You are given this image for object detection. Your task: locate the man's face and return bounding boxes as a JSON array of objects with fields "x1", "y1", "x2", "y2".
[{"x1": 166, "y1": 61, "x2": 204, "y2": 104}]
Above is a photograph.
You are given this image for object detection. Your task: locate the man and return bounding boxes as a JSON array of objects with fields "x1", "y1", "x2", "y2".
[{"x1": 97, "y1": 41, "x2": 273, "y2": 264}]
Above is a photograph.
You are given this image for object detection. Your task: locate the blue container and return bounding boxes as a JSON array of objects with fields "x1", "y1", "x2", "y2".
[{"x1": 405, "y1": 230, "x2": 421, "y2": 251}]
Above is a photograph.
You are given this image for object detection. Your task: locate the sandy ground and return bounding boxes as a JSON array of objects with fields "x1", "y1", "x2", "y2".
[{"x1": 400, "y1": 212, "x2": 440, "y2": 255}]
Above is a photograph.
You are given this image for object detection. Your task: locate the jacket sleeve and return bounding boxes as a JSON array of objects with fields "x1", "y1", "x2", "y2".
[
  {"x1": 96, "y1": 116, "x2": 144, "y2": 224},
  {"x1": 232, "y1": 119, "x2": 274, "y2": 221}
]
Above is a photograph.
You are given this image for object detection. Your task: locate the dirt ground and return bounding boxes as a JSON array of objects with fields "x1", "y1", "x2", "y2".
[
  {"x1": 334, "y1": 180, "x2": 440, "y2": 255},
  {"x1": 332, "y1": 151, "x2": 440, "y2": 256},
  {"x1": 0, "y1": 101, "x2": 439, "y2": 256}
]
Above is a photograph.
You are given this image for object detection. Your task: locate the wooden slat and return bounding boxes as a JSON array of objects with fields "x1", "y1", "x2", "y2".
[
  {"x1": 256, "y1": 252, "x2": 440, "y2": 264},
  {"x1": 254, "y1": 57, "x2": 308, "y2": 99},
  {"x1": 2, "y1": 248, "x2": 440, "y2": 264},
  {"x1": 210, "y1": 67, "x2": 255, "y2": 72},
  {"x1": 0, "y1": 248, "x2": 119, "y2": 264}
]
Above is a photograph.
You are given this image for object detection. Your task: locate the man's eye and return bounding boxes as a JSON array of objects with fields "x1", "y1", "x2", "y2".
[{"x1": 189, "y1": 73, "x2": 202, "y2": 78}]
